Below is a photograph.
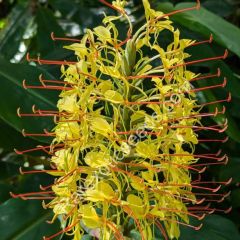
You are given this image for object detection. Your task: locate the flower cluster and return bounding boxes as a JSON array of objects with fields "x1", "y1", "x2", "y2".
[{"x1": 13, "y1": 0, "x2": 232, "y2": 239}]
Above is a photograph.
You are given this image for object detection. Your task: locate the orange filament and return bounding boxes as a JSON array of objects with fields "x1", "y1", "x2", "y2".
[
  {"x1": 19, "y1": 167, "x2": 63, "y2": 175},
  {"x1": 22, "y1": 129, "x2": 54, "y2": 137},
  {"x1": 26, "y1": 53, "x2": 77, "y2": 65},
  {"x1": 191, "y1": 34, "x2": 213, "y2": 46},
  {"x1": 168, "y1": 49, "x2": 228, "y2": 70},
  {"x1": 51, "y1": 32, "x2": 81, "y2": 42},
  {"x1": 98, "y1": 0, "x2": 126, "y2": 14},
  {"x1": 14, "y1": 144, "x2": 64, "y2": 155},
  {"x1": 190, "y1": 68, "x2": 221, "y2": 82},
  {"x1": 198, "y1": 136, "x2": 229, "y2": 143},
  {"x1": 155, "y1": 220, "x2": 168, "y2": 240},
  {"x1": 200, "y1": 92, "x2": 231, "y2": 107},
  {"x1": 23, "y1": 79, "x2": 73, "y2": 91},
  {"x1": 43, "y1": 220, "x2": 79, "y2": 240},
  {"x1": 192, "y1": 178, "x2": 232, "y2": 186},
  {"x1": 155, "y1": 0, "x2": 200, "y2": 22}
]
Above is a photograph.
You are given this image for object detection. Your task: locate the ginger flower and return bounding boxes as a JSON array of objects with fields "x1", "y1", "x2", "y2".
[{"x1": 13, "y1": 0, "x2": 232, "y2": 239}]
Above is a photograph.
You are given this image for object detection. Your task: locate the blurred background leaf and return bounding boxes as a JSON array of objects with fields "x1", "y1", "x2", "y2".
[{"x1": 0, "y1": 0, "x2": 240, "y2": 239}]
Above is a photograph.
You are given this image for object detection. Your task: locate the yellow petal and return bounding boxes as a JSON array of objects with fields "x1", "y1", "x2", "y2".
[
  {"x1": 104, "y1": 90, "x2": 124, "y2": 103},
  {"x1": 127, "y1": 194, "x2": 146, "y2": 218},
  {"x1": 94, "y1": 26, "x2": 112, "y2": 43},
  {"x1": 80, "y1": 204, "x2": 101, "y2": 228},
  {"x1": 90, "y1": 117, "x2": 112, "y2": 137},
  {"x1": 84, "y1": 151, "x2": 112, "y2": 168}
]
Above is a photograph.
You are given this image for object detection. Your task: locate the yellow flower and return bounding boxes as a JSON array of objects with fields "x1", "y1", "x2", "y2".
[{"x1": 14, "y1": 0, "x2": 231, "y2": 239}]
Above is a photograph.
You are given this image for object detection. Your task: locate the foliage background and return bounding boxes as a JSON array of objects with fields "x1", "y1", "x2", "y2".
[{"x1": 0, "y1": 0, "x2": 240, "y2": 239}]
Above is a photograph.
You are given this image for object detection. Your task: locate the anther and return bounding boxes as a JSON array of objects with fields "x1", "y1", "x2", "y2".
[
  {"x1": 191, "y1": 34, "x2": 213, "y2": 46},
  {"x1": 17, "y1": 107, "x2": 22, "y2": 118},
  {"x1": 195, "y1": 223, "x2": 203, "y2": 231},
  {"x1": 169, "y1": 50, "x2": 229, "y2": 70},
  {"x1": 224, "y1": 206, "x2": 232, "y2": 214},
  {"x1": 156, "y1": 0, "x2": 201, "y2": 21},
  {"x1": 191, "y1": 68, "x2": 221, "y2": 82},
  {"x1": 50, "y1": 32, "x2": 81, "y2": 42},
  {"x1": 39, "y1": 74, "x2": 46, "y2": 86},
  {"x1": 22, "y1": 129, "x2": 26, "y2": 137},
  {"x1": 22, "y1": 79, "x2": 27, "y2": 89}
]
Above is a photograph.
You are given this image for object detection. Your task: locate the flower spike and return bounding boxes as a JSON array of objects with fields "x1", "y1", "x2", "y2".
[{"x1": 15, "y1": 0, "x2": 231, "y2": 239}]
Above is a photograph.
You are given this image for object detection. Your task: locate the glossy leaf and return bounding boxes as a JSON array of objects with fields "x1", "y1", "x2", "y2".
[
  {"x1": 36, "y1": 7, "x2": 64, "y2": 56},
  {"x1": 219, "y1": 157, "x2": 240, "y2": 183},
  {"x1": 158, "y1": 2, "x2": 240, "y2": 58},
  {"x1": 0, "y1": 199, "x2": 61, "y2": 240},
  {"x1": 179, "y1": 215, "x2": 240, "y2": 240},
  {"x1": 0, "y1": 3, "x2": 33, "y2": 61},
  {"x1": 0, "y1": 118, "x2": 41, "y2": 150},
  {"x1": 199, "y1": 89, "x2": 240, "y2": 143},
  {"x1": 0, "y1": 59, "x2": 58, "y2": 143}
]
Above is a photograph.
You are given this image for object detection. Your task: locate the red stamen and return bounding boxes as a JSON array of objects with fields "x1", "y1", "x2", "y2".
[
  {"x1": 190, "y1": 77, "x2": 227, "y2": 93},
  {"x1": 155, "y1": 159, "x2": 206, "y2": 173},
  {"x1": 151, "y1": 188, "x2": 205, "y2": 204},
  {"x1": 158, "y1": 216, "x2": 203, "y2": 231},
  {"x1": 190, "y1": 68, "x2": 221, "y2": 82},
  {"x1": 195, "y1": 192, "x2": 231, "y2": 198},
  {"x1": 122, "y1": 205, "x2": 145, "y2": 240},
  {"x1": 26, "y1": 53, "x2": 77, "y2": 65},
  {"x1": 191, "y1": 34, "x2": 213, "y2": 46},
  {"x1": 22, "y1": 129, "x2": 55, "y2": 137},
  {"x1": 155, "y1": 0, "x2": 200, "y2": 21},
  {"x1": 192, "y1": 178, "x2": 232, "y2": 186},
  {"x1": 106, "y1": 220, "x2": 124, "y2": 240},
  {"x1": 157, "y1": 183, "x2": 221, "y2": 192},
  {"x1": 151, "y1": 206, "x2": 205, "y2": 220},
  {"x1": 200, "y1": 92, "x2": 231, "y2": 107},
  {"x1": 14, "y1": 144, "x2": 64, "y2": 155},
  {"x1": 169, "y1": 50, "x2": 228, "y2": 70},
  {"x1": 192, "y1": 159, "x2": 228, "y2": 167},
  {"x1": 17, "y1": 107, "x2": 63, "y2": 118},
  {"x1": 116, "y1": 162, "x2": 161, "y2": 172},
  {"x1": 39, "y1": 74, "x2": 74, "y2": 87},
  {"x1": 98, "y1": 0, "x2": 125, "y2": 14},
  {"x1": 43, "y1": 221, "x2": 79, "y2": 240},
  {"x1": 116, "y1": 28, "x2": 132, "y2": 48},
  {"x1": 40, "y1": 168, "x2": 83, "y2": 190},
  {"x1": 161, "y1": 107, "x2": 225, "y2": 124},
  {"x1": 51, "y1": 32, "x2": 81, "y2": 42},
  {"x1": 198, "y1": 136, "x2": 229, "y2": 143},
  {"x1": 10, "y1": 191, "x2": 53, "y2": 197},
  {"x1": 155, "y1": 221, "x2": 168, "y2": 240},
  {"x1": 194, "y1": 120, "x2": 228, "y2": 133},
  {"x1": 126, "y1": 74, "x2": 164, "y2": 80},
  {"x1": 19, "y1": 167, "x2": 63, "y2": 175},
  {"x1": 23, "y1": 79, "x2": 73, "y2": 91},
  {"x1": 189, "y1": 206, "x2": 232, "y2": 214}
]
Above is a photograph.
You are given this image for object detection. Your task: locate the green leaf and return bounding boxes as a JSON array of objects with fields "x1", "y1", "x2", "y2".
[
  {"x1": 0, "y1": 59, "x2": 58, "y2": 144},
  {"x1": 0, "y1": 118, "x2": 41, "y2": 151},
  {"x1": 0, "y1": 3, "x2": 33, "y2": 61},
  {"x1": 187, "y1": 43, "x2": 240, "y2": 99},
  {"x1": 158, "y1": 2, "x2": 240, "y2": 58},
  {"x1": 202, "y1": 0, "x2": 234, "y2": 17},
  {"x1": 200, "y1": 89, "x2": 240, "y2": 143},
  {"x1": 0, "y1": 183, "x2": 13, "y2": 203},
  {"x1": 0, "y1": 199, "x2": 61, "y2": 240},
  {"x1": 219, "y1": 157, "x2": 240, "y2": 183},
  {"x1": 231, "y1": 189, "x2": 240, "y2": 208},
  {"x1": 36, "y1": 7, "x2": 65, "y2": 56},
  {"x1": 179, "y1": 215, "x2": 240, "y2": 240}
]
